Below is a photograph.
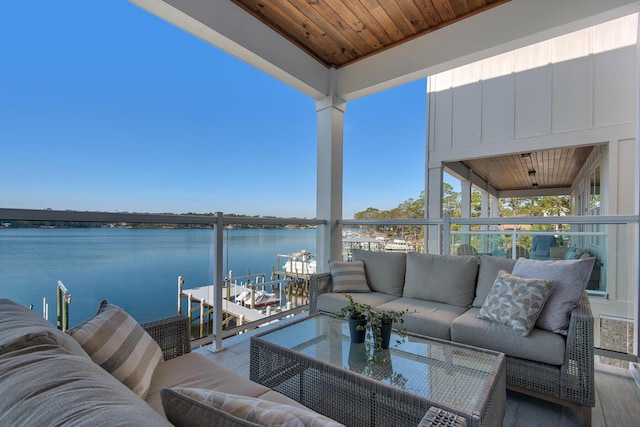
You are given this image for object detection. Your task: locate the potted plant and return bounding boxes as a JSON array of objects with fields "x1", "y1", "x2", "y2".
[
  {"x1": 337, "y1": 294, "x2": 371, "y2": 343},
  {"x1": 367, "y1": 308, "x2": 409, "y2": 352}
]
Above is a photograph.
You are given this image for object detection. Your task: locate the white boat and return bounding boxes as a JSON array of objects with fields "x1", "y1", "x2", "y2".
[
  {"x1": 235, "y1": 289, "x2": 281, "y2": 308},
  {"x1": 281, "y1": 250, "x2": 316, "y2": 275},
  {"x1": 385, "y1": 239, "x2": 414, "y2": 252}
]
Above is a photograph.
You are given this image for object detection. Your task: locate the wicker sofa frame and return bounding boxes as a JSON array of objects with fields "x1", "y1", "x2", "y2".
[
  {"x1": 140, "y1": 315, "x2": 193, "y2": 362},
  {"x1": 310, "y1": 272, "x2": 595, "y2": 426}
]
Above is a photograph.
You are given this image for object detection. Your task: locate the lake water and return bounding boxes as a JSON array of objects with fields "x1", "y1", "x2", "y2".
[{"x1": 0, "y1": 227, "x2": 316, "y2": 326}]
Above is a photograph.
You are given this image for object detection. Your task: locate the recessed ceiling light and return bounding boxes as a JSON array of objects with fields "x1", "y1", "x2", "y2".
[
  {"x1": 528, "y1": 169, "x2": 536, "y2": 176},
  {"x1": 521, "y1": 153, "x2": 532, "y2": 158}
]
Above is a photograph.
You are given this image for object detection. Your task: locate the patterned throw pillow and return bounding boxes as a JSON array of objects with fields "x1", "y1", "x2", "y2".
[
  {"x1": 67, "y1": 300, "x2": 164, "y2": 398},
  {"x1": 161, "y1": 388, "x2": 344, "y2": 427},
  {"x1": 329, "y1": 260, "x2": 371, "y2": 293},
  {"x1": 478, "y1": 270, "x2": 553, "y2": 336}
]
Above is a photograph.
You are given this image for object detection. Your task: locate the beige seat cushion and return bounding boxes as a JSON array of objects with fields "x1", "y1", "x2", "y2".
[
  {"x1": 316, "y1": 292, "x2": 398, "y2": 315},
  {"x1": 375, "y1": 298, "x2": 468, "y2": 340},
  {"x1": 451, "y1": 308, "x2": 566, "y2": 365},
  {"x1": 146, "y1": 352, "x2": 271, "y2": 416}
]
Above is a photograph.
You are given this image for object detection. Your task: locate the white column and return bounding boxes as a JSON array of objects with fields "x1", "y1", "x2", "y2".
[
  {"x1": 316, "y1": 95, "x2": 346, "y2": 273},
  {"x1": 460, "y1": 179, "x2": 471, "y2": 246},
  {"x1": 426, "y1": 165, "x2": 443, "y2": 254},
  {"x1": 480, "y1": 190, "x2": 489, "y2": 253}
]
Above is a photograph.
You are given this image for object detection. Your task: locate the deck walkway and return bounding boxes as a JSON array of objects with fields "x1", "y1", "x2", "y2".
[{"x1": 196, "y1": 324, "x2": 640, "y2": 427}]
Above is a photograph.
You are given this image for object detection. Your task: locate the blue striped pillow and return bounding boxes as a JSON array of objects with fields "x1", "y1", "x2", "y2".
[{"x1": 329, "y1": 260, "x2": 371, "y2": 293}]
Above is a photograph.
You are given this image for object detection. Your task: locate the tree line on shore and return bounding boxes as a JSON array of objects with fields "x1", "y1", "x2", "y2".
[{"x1": 352, "y1": 183, "x2": 571, "y2": 238}]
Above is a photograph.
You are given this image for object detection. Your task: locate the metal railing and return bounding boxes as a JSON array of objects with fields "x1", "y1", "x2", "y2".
[{"x1": 0, "y1": 208, "x2": 325, "y2": 350}]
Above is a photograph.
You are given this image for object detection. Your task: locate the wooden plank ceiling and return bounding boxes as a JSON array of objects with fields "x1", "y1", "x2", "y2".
[
  {"x1": 459, "y1": 147, "x2": 595, "y2": 192},
  {"x1": 231, "y1": 0, "x2": 511, "y2": 68}
]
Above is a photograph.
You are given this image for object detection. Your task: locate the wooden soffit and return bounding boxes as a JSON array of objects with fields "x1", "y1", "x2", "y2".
[
  {"x1": 454, "y1": 147, "x2": 595, "y2": 194},
  {"x1": 231, "y1": 0, "x2": 511, "y2": 68}
]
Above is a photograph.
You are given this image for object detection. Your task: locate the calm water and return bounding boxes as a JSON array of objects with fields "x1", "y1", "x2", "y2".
[{"x1": 0, "y1": 228, "x2": 316, "y2": 326}]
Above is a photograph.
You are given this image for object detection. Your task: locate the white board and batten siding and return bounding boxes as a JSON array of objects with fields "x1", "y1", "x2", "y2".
[{"x1": 427, "y1": 13, "x2": 638, "y2": 163}]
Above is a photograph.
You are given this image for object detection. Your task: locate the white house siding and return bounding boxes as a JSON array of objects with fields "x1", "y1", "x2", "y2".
[
  {"x1": 427, "y1": 14, "x2": 637, "y2": 164},
  {"x1": 426, "y1": 14, "x2": 638, "y2": 322}
]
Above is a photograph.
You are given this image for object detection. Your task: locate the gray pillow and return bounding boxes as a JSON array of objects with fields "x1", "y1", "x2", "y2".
[
  {"x1": 0, "y1": 298, "x2": 89, "y2": 358},
  {"x1": 403, "y1": 252, "x2": 478, "y2": 307},
  {"x1": 473, "y1": 256, "x2": 517, "y2": 308},
  {"x1": 351, "y1": 250, "x2": 406, "y2": 296},
  {"x1": 478, "y1": 270, "x2": 553, "y2": 336},
  {"x1": 512, "y1": 257, "x2": 596, "y2": 334},
  {"x1": 328, "y1": 260, "x2": 371, "y2": 293}
]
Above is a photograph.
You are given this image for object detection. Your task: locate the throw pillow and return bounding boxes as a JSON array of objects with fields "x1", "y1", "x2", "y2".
[
  {"x1": 563, "y1": 247, "x2": 584, "y2": 260},
  {"x1": 512, "y1": 257, "x2": 596, "y2": 334},
  {"x1": 328, "y1": 260, "x2": 371, "y2": 293},
  {"x1": 161, "y1": 388, "x2": 343, "y2": 427},
  {"x1": 478, "y1": 270, "x2": 553, "y2": 336},
  {"x1": 67, "y1": 300, "x2": 164, "y2": 398}
]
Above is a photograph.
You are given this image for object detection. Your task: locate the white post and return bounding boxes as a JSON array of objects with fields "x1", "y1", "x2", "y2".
[
  {"x1": 316, "y1": 93, "x2": 345, "y2": 273},
  {"x1": 177, "y1": 276, "x2": 183, "y2": 315},
  {"x1": 209, "y1": 212, "x2": 225, "y2": 353}
]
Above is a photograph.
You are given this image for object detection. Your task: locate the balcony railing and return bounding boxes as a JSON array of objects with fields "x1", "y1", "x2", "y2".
[
  {"x1": 0, "y1": 208, "x2": 325, "y2": 352},
  {"x1": 2, "y1": 208, "x2": 638, "y2": 362}
]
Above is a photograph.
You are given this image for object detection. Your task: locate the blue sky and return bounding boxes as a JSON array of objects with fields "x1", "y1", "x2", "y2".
[{"x1": 1, "y1": 1, "x2": 431, "y2": 219}]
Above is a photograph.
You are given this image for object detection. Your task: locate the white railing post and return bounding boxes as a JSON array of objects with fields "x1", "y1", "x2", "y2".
[
  {"x1": 177, "y1": 276, "x2": 183, "y2": 315},
  {"x1": 210, "y1": 212, "x2": 225, "y2": 352},
  {"x1": 443, "y1": 215, "x2": 451, "y2": 255}
]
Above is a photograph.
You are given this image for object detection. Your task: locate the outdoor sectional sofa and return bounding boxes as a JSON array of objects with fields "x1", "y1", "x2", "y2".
[
  {"x1": 0, "y1": 298, "x2": 344, "y2": 427},
  {"x1": 310, "y1": 249, "x2": 596, "y2": 425}
]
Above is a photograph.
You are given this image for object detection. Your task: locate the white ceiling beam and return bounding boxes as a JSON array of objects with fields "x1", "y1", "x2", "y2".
[{"x1": 129, "y1": 0, "x2": 330, "y2": 99}]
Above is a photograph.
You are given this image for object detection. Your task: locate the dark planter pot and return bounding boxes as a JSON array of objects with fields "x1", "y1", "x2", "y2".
[
  {"x1": 348, "y1": 316, "x2": 367, "y2": 343},
  {"x1": 375, "y1": 321, "x2": 393, "y2": 349}
]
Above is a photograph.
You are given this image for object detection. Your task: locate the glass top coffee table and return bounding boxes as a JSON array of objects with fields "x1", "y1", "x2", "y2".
[{"x1": 250, "y1": 314, "x2": 505, "y2": 427}]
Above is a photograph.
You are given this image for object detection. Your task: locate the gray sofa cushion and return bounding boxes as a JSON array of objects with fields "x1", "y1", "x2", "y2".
[
  {"x1": 451, "y1": 308, "x2": 566, "y2": 366},
  {"x1": 512, "y1": 257, "x2": 596, "y2": 334},
  {"x1": 316, "y1": 292, "x2": 398, "y2": 315},
  {"x1": 375, "y1": 298, "x2": 468, "y2": 341},
  {"x1": 0, "y1": 341, "x2": 171, "y2": 426},
  {"x1": 403, "y1": 253, "x2": 478, "y2": 307},
  {"x1": 351, "y1": 249, "x2": 406, "y2": 296},
  {"x1": 0, "y1": 298, "x2": 88, "y2": 358},
  {"x1": 472, "y1": 256, "x2": 517, "y2": 307}
]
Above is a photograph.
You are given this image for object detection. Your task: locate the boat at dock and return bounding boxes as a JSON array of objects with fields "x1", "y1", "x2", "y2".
[
  {"x1": 385, "y1": 239, "x2": 415, "y2": 252},
  {"x1": 235, "y1": 289, "x2": 280, "y2": 308},
  {"x1": 280, "y1": 250, "x2": 316, "y2": 275}
]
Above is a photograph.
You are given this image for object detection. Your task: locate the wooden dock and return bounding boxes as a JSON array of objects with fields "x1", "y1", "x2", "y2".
[{"x1": 178, "y1": 271, "x2": 309, "y2": 340}]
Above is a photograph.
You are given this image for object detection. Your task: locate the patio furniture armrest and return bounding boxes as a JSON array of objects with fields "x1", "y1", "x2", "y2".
[
  {"x1": 418, "y1": 407, "x2": 467, "y2": 427},
  {"x1": 141, "y1": 315, "x2": 192, "y2": 361},
  {"x1": 561, "y1": 292, "x2": 595, "y2": 406},
  {"x1": 309, "y1": 272, "x2": 333, "y2": 314}
]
